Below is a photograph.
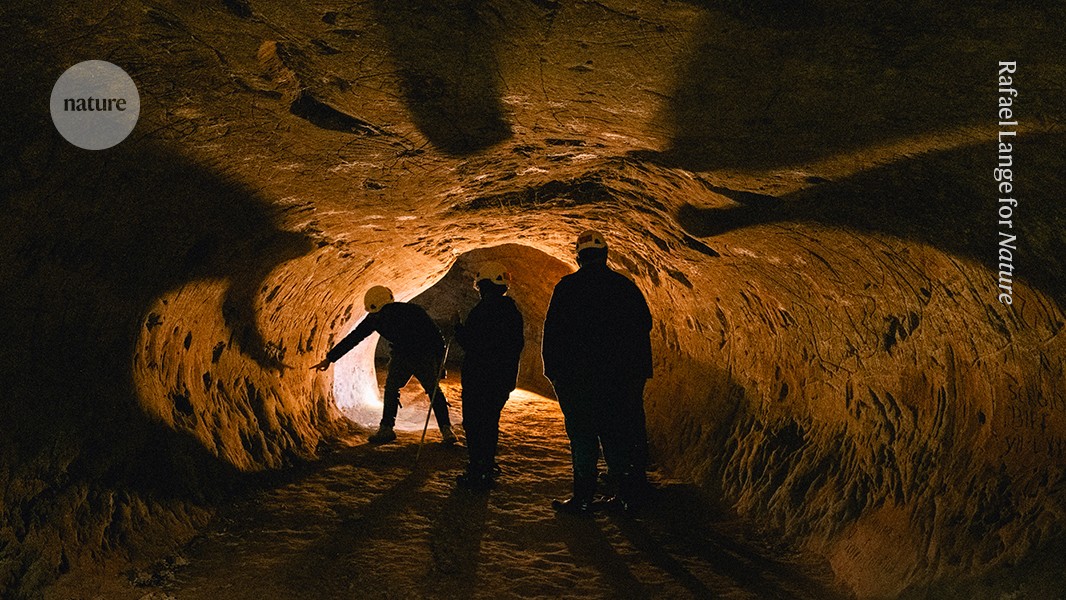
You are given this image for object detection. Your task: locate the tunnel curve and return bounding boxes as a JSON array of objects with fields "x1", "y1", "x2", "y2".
[
  {"x1": 4, "y1": 146, "x2": 1066, "y2": 599},
  {"x1": 4, "y1": 1, "x2": 1066, "y2": 598},
  {"x1": 110, "y1": 158, "x2": 1066, "y2": 596},
  {"x1": 334, "y1": 243, "x2": 570, "y2": 428}
]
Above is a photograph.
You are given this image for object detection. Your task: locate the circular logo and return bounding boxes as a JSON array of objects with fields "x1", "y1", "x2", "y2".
[{"x1": 50, "y1": 60, "x2": 140, "y2": 150}]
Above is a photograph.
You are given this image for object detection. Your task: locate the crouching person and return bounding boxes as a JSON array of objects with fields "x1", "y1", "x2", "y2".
[{"x1": 312, "y1": 285, "x2": 456, "y2": 445}]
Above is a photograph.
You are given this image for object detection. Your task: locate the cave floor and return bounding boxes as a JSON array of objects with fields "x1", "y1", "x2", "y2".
[{"x1": 55, "y1": 384, "x2": 848, "y2": 600}]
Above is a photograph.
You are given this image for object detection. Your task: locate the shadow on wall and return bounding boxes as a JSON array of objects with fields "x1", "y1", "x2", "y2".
[
  {"x1": 644, "y1": 0, "x2": 1066, "y2": 170},
  {"x1": 674, "y1": 132, "x2": 1066, "y2": 308},
  {"x1": 0, "y1": 128, "x2": 315, "y2": 594},
  {"x1": 372, "y1": 0, "x2": 512, "y2": 155}
]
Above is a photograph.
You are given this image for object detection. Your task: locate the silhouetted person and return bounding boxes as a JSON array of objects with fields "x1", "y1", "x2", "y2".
[
  {"x1": 313, "y1": 285, "x2": 456, "y2": 444},
  {"x1": 543, "y1": 230, "x2": 653, "y2": 515},
  {"x1": 454, "y1": 262, "x2": 525, "y2": 489}
]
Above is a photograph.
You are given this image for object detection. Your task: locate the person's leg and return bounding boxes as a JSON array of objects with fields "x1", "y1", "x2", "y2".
[
  {"x1": 458, "y1": 384, "x2": 497, "y2": 488},
  {"x1": 625, "y1": 380, "x2": 650, "y2": 481},
  {"x1": 412, "y1": 352, "x2": 454, "y2": 438},
  {"x1": 372, "y1": 356, "x2": 412, "y2": 442},
  {"x1": 462, "y1": 385, "x2": 491, "y2": 471},
  {"x1": 558, "y1": 414, "x2": 599, "y2": 513},
  {"x1": 571, "y1": 377, "x2": 620, "y2": 498},
  {"x1": 554, "y1": 382, "x2": 600, "y2": 514},
  {"x1": 486, "y1": 390, "x2": 509, "y2": 471},
  {"x1": 612, "y1": 379, "x2": 650, "y2": 510},
  {"x1": 598, "y1": 411, "x2": 628, "y2": 497}
]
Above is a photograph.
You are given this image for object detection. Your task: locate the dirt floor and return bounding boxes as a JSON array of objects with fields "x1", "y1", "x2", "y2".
[{"x1": 47, "y1": 380, "x2": 848, "y2": 600}]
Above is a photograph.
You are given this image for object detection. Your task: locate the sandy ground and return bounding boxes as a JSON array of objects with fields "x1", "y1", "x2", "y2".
[{"x1": 50, "y1": 379, "x2": 847, "y2": 600}]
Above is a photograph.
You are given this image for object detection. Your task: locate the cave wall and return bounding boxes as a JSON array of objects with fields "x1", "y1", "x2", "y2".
[
  {"x1": 3, "y1": 0, "x2": 1066, "y2": 598},
  {"x1": 650, "y1": 220, "x2": 1066, "y2": 596}
]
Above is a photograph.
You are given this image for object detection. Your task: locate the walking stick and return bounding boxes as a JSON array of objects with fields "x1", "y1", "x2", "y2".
[{"x1": 415, "y1": 338, "x2": 452, "y2": 462}]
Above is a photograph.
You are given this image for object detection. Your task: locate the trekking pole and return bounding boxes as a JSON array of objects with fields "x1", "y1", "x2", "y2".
[{"x1": 415, "y1": 338, "x2": 452, "y2": 463}]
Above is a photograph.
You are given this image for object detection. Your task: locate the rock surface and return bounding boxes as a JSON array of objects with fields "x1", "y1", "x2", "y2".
[{"x1": 2, "y1": 0, "x2": 1066, "y2": 597}]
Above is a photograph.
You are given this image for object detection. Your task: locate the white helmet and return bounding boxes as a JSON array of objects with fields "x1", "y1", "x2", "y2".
[
  {"x1": 475, "y1": 261, "x2": 510, "y2": 287},
  {"x1": 364, "y1": 285, "x2": 394, "y2": 313},
  {"x1": 576, "y1": 229, "x2": 607, "y2": 253}
]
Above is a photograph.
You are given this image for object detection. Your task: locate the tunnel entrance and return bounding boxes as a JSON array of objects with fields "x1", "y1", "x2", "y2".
[{"x1": 333, "y1": 243, "x2": 572, "y2": 429}]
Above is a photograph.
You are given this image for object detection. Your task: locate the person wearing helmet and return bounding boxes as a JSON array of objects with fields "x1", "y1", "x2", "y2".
[
  {"x1": 453, "y1": 261, "x2": 525, "y2": 489},
  {"x1": 542, "y1": 230, "x2": 653, "y2": 514},
  {"x1": 311, "y1": 285, "x2": 457, "y2": 445}
]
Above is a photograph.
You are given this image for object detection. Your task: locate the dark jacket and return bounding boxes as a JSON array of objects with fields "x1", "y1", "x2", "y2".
[
  {"x1": 542, "y1": 263, "x2": 653, "y2": 383},
  {"x1": 456, "y1": 293, "x2": 524, "y2": 391},
  {"x1": 326, "y1": 302, "x2": 444, "y2": 363}
]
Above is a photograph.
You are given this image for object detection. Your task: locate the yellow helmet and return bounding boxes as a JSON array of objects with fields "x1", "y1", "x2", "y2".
[
  {"x1": 576, "y1": 229, "x2": 607, "y2": 253},
  {"x1": 363, "y1": 285, "x2": 394, "y2": 313},
  {"x1": 475, "y1": 261, "x2": 511, "y2": 287}
]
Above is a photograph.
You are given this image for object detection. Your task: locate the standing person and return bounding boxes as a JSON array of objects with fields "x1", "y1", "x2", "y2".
[
  {"x1": 312, "y1": 285, "x2": 457, "y2": 445},
  {"x1": 454, "y1": 262, "x2": 525, "y2": 489},
  {"x1": 542, "y1": 230, "x2": 653, "y2": 514}
]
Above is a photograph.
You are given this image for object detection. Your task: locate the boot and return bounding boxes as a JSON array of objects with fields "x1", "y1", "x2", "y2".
[
  {"x1": 440, "y1": 425, "x2": 458, "y2": 445},
  {"x1": 368, "y1": 424, "x2": 396, "y2": 444},
  {"x1": 606, "y1": 471, "x2": 649, "y2": 515},
  {"x1": 552, "y1": 474, "x2": 597, "y2": 516},
  {"x1": 457, "y1": 468, "x2": 495, "y2": 490}
]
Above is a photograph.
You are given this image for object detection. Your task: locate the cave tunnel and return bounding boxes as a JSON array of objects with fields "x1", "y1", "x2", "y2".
[
  {"x1": 337, "y1": 243, "x2": 568, "y2": 429},
  {"x1": 2, "y1": 0, "x2": 1066, "y2": 598}
]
